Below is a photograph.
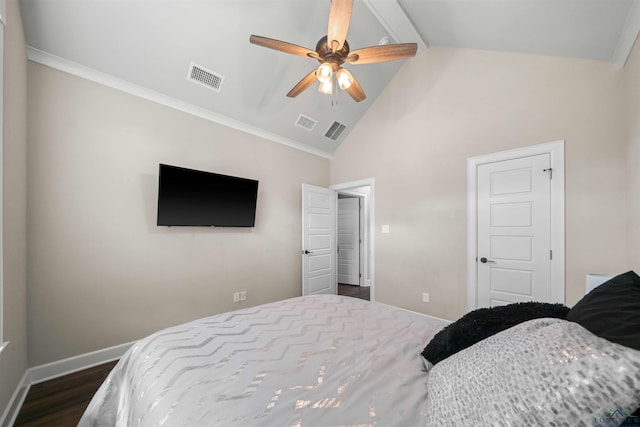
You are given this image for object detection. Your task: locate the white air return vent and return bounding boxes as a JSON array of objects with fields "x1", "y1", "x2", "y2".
[
  {"x1": 324, "y1": 121, "x2": 347, "y2": 141},
  {"x1": 187, "y1": 62, "x2": 224, "y2": 92},
  {"x1": 295, "y1": 114, "x2": 318, "y2": 131}
]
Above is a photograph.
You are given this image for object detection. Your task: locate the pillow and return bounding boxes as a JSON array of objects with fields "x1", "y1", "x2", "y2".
[
  {"x1": 424, "y1": 318, "x2": 640, "y2": 426},
  {"x1": 566, "y1": 270, "x2": 640, "y2": 350},
  {"x1": 421, "y1": 301, "x2": 569, "y2": 366}
]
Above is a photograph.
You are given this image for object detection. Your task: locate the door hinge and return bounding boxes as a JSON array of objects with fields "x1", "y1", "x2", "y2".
[
  {"x1": 550, "y1": 249, "x2": 553, "y2": 260},
  {"x1": 543, "y1": 168, "x2": 553, "y2": 179}
]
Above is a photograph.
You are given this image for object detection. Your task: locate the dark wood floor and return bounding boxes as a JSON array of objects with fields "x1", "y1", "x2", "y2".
[
  {"x1": 338, "y1": 283, "x2": 370, "y2": 301},
  {"x1": 14, "y1": 360, "x2": 118, "y2": 427}
]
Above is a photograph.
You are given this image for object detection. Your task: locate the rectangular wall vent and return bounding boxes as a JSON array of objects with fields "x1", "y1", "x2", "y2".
[
  {"x1": 295, "y1": 114, "x2": 318, "y2": 131},
  {"x1": 324, "y1": 121, "x2": 347, "y2": 141},
  {"x1": 187, "y1": 62, "x2": 224, "y2": 92}
]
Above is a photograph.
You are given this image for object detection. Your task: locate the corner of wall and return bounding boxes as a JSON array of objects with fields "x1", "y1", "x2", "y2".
[
  {"x1": 622, "y1": 36, "x2": 640, "y2": 271},
  {"x1": 0, "y1": 0, "x2": 29, "y2": 422}
]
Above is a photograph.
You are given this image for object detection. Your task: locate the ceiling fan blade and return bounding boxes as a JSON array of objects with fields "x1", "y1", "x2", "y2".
[
  {"x1": 327, "y1": 0, "x2": 353, "y2": 52},
  {"x1": 287, "y1": 69, "x2": 318, "y2": 98},
  {"x1": 250, "y1": 35, "x2": 319, "y2": 59},
  {"x1": 347, "y1": 43, "x2": 417, "y2": 64},
  {"x1": 338, "y1": 68, "x2": 366, "y2": 102}
]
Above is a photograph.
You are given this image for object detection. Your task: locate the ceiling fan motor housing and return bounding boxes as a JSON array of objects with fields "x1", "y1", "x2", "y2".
[{"x1": 315, "y1": 35, "x2": 350, "y2": 69}]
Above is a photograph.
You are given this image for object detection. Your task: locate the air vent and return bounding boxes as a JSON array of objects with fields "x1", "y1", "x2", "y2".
[
  {"x1": 295, "y1": 114, "x2": 318, "y2": 131},
  {"x1": 187, "y1": 62, "x2": 224, "y2": 92},
  {"x1": 324, "y1": 121, "x2": 347, "y2": 141}
]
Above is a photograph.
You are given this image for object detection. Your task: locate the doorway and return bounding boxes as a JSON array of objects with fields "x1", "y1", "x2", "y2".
[
  {"x1": 467, "y1": 141, "x2": 565, "y2": 311},
  {"x1": 338, "y1": 194, "x2": 361, "y2": 285},
  {"x1": 332, "y1": 179, "x2": 374, "y2": 301},
  {"x1": 301, "y1": 178, "x2": 375, "y2": 301}
]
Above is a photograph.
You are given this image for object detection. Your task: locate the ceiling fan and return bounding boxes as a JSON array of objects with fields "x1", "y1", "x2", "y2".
[{"x1": 249, "y1": 0, "x2": 417, "y2": 102}]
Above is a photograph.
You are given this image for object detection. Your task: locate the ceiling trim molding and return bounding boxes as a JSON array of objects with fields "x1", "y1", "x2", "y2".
[
  {"x1": 612, "y1": 0, "x2": 640, "y2": 68},
  {"x1": 362, "y1": 0, "x2": 427, "y2": 54},
  {"x1": 25, "y1": 46, "x2": 333, "y2": 160}
]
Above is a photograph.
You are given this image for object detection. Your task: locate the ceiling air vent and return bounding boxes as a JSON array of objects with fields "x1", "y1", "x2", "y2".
[
  {"x1": 324, "y1": 121, "x2": 347, "y2": 141},
  {"x1": 187, "y1": 62, "x2": 224, "y2": 92},
  {"x1": 295, "y1": 114, "x2": 318, "y2": 131}
]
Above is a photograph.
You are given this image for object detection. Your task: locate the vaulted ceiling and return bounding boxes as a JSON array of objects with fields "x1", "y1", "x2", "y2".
[{"x1": 19, "y1": 0, "x2": 640, "y2": 157}]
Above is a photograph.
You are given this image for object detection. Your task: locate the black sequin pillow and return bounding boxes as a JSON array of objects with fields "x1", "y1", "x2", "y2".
[
  {"x1": 421, "y1": 301, "x2": 569, "y2": 366},
  {"x1": 566, "y1": 270, "x2": 640, "y2": 350}
]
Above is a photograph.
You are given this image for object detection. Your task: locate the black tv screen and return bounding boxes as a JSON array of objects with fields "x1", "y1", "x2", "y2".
[{"x1": 157, "y1": 164, "x2": 258, "y2": 227}]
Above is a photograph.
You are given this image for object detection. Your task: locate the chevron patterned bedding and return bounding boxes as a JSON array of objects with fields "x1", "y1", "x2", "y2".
[{"x1": 78, "y1": 294, "x2": 448, "y2": 427}]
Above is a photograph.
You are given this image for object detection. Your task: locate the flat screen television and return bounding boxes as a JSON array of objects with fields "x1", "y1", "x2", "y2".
[{"x1": 157, "y1": 164, "x2": 258, "y2": 227}]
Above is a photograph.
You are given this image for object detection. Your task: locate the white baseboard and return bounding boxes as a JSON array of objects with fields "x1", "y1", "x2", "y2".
[
  {"x1": 0, "y1": 371, "x2": 29, "y2": 427},
  {"x1": 0, "y1": 341, "x2": 134, "y2": 427},
  {"x1": 27, "y1": 341, "x2": 134, "y2": 385}
]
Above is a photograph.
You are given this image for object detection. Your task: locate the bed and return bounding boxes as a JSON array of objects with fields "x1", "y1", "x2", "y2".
[{"x1": 80, "y1": 272, "x2": 640, "y2": 427}]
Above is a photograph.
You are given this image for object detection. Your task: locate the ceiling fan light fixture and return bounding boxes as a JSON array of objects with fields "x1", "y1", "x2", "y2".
[
  {"x1": 336, "y1": 68, "x2": 353, "y2": 90},
  {"x1": 250, "y1": 0, "x2": 417, "y2": 102},
  {"x1": 319, "y1": 79, "x2": 333, "y2": 95},
  {"x1": 317, "y1": 62, "x2": 333, "y2": 83}
]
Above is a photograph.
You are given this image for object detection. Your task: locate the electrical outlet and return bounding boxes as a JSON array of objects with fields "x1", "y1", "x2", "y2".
[
  {"x1": 240, "y1": 291, "x2": 247, "y2": 301},
  {"x1": 233, "y1": 292, "x2": 240, "y2": 303},
  {"x1": 422, "y1": 292, "x2": 430, "y2": 303}
]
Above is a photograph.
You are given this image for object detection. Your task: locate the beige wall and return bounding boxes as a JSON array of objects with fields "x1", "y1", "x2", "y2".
[
  {"x1": 625, "y1": 41, "x2": 640, "y2": 271},
  {"x1": 0, "y1": 0, "x2": 28, "y2": 417},
  {"x1": 27, "y1": 63, "x2": 329, "y2": 365},
  {"x1": 331, "y1": 47, "x2": 629, "y2": 320}
]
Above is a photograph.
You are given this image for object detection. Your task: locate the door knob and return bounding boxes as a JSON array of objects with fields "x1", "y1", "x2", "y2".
[
  {"x1": 303, "y1": 250, "x2": 314, "y2": 255},
  {"x1": 480, "y1": 257, "x2": 495, "y2": 263}
]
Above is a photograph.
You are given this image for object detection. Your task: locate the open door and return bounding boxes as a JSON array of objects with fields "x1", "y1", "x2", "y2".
[{"x1": 302, "y1": 184, "x2": 336, "y2": 296}]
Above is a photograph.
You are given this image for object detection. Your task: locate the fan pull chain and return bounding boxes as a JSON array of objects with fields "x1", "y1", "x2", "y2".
[{"x1": 331, "y1": 78, "x2": 338, "y2": 107}]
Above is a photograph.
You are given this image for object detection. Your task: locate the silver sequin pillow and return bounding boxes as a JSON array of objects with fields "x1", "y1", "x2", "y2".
[{"x1": 425, "y1": 318, "x2": 640, "y2": 426}]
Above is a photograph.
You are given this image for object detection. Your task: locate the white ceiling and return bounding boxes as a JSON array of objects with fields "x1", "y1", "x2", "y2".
[{"x1": 19, "y1": 0, "x2": 640, "y2": 157}]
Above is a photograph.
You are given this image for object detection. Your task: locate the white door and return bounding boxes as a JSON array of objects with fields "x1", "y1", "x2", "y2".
[
  {"x1": 477, "y1": 154, "x2": 552, "y2": 307},
  {"x1": 337, "y1": 197, "x2": 360, "y2": 285},
  {"x1": 302, "y1": 184, "x2": 336, "y2": 296}
]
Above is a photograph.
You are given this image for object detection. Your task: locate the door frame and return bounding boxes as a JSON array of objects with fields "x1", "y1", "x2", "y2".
[
  {"x1": 467, "y1": 141, "x2": 565, "y2": 311},
  {"x1": 337, "y1": 190, "x2": 368, "y2": 287},
  {"x1": 331, "y1": 178, "x2": 375, "y2": 301}
]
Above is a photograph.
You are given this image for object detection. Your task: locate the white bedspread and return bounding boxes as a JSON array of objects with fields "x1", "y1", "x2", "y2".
[{"x1": 79, "y1": 295, "x2": 448, "y2": 427}]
